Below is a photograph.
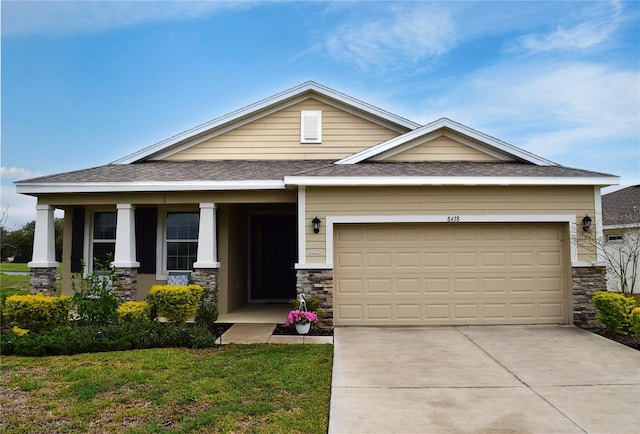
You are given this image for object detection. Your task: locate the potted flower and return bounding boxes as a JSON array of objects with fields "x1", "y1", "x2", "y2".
[{"x1": 284, "y1": 310, "x2": 319, "y2": 335}]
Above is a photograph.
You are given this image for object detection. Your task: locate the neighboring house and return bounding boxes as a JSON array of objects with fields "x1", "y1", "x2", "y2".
[
  {"x1": 602, "y1": 185, "x2": 640, "y2": 293},
  {"x1": 16, "y1": 81, "x2": 619, "y2": 327}
]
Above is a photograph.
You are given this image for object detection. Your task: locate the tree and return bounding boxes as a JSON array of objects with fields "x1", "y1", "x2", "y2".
[{"x1": 0, "y1": 218, "x2": 64, "y2": 263}]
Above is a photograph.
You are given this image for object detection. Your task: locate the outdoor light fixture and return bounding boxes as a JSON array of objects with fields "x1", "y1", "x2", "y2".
[
  {"x1": 582, "y1": 215, "x2": 592, "y2": 232},
  {"x1": 312, "y1": 216, "x2": 321, "y2": 234}
]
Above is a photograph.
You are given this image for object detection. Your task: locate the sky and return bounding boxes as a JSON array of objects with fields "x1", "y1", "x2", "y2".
[{"x1": 1, "y1": 0, "x2": 639, "y2": 229}]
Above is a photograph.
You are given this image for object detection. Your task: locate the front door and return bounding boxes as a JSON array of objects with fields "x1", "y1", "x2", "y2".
[{"x1": 250, "y1": 214, "x2": 297, "y2": 300}]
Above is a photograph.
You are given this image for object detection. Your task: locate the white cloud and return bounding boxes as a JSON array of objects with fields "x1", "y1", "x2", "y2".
[
  {"x1": 326, "y1": 4, "x2": 458, "y2": 73},
  {"x1": 2, "y1": 1, "x2": 255, "y2": 36},
  {"x1": 0, "y1": 184, "x2": 37, "y2": 230},
  {"x1": 414, "y1": 61, "x2": 639, "y2": 184},
  {"x1": 1, "y1": 166, "x2": 40, "y2": 180},
  {"x1": 510, "y1": 0, "x2": 624, "y2": 52}
]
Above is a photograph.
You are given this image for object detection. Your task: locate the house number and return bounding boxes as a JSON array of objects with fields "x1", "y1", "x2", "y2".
[{"x1": 447, "y1": 216, "x2": 460, "y2": 222}]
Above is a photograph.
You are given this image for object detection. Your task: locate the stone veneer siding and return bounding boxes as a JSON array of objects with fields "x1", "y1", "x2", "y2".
[
  {"x1": 30, "y1": 267, "x2": 57, "y2": 296},
  {"x1": 572, "y1": 265, "x2": 607, "y2": 329},
  {"x1": 296, "y1": 269, "x2": 334, "y2": 325},
  {"x1": 114, "y1": 267, "x2": 138, "y2": 301},
  {"x1": 193, "y1": 268, "x2": 219, "y2": 302}
]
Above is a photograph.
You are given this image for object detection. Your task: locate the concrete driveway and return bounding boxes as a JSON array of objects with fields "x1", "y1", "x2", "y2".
[{"x1": 329, "y1": 326, "x2": 640, "y2": 434}]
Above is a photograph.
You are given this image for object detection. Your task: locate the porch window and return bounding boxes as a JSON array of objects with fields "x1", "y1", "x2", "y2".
[
  {"x1": 92, "y1": 212, "x2": 116, "y2": 268},
  {"x1": 166, "y1": 212, "x2": 199, "y2": 271}
]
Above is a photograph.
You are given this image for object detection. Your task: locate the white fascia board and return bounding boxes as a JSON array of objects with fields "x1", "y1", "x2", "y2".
[
  {"x1": 113, "y1": 81, "x2": 420, "y2": 164},
  {"x1": 336, "y1": 118, "x2": 558, "y2": 166},
  {"x1": 284, "y1": 175, "x2": 621, "y2": 187},
  {"x1": 16, "y1": 180, "x2": 286, "y2": 194}
]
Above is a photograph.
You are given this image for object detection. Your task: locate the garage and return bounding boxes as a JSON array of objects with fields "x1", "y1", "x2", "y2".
[{"x1": 333, "y1": 223, "x2": 568, "y2": 325}]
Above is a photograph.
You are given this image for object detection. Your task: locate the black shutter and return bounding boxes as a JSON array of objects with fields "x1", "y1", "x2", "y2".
[
  {"x1": 135, "y1": 208, "x2": 157, "y2": 274},
  {"x1": 70, "y1": 208, "x2": 85, "y2": 273}
]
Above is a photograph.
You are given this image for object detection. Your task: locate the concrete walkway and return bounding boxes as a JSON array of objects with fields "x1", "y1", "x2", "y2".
[
  {"x1": 329, "y1": 325, "x2": 640, "y2": 434},
  {"x1": 217, "y1": 323, "x2": 333, "y2": 344}
]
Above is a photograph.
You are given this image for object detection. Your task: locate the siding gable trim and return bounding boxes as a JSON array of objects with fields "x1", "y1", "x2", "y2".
[{"x1": 337, "y1": 118, "x2": 557, "y2": 166}]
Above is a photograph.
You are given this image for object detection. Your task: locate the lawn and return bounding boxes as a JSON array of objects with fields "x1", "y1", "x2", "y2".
[
  {"x1": 0, "y1": 344, "x2": 333, "y2": 433},
  {"x1": 0, "y1": 263, "x2": 62, "y2": 297},
  {"x1": 0, "y1": 263, "x2": 30, "y2": 272}
]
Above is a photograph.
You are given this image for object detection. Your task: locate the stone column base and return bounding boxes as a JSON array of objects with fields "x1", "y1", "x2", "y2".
[
  {"x1": 296, "y1": 269, "x2": 334, "y2": 326},
  {"x1": 572, "y1": 265, "x2": 607, "y2": 329},
  {"x1": 114, "y1": 267, "x2": 138, "y2": 301},
  {"x1": 30, "y1": 267, "x2": 57, "y2": 296}
]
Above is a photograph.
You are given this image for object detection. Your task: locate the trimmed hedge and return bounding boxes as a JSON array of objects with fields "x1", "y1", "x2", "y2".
[
  {"x1": 0, "y1": 322, "x2": 217, "y2": 357},
  {"x1": 117, "y1": 301, "x2": 150, "y2": 324},
  {"x1": 593, "y1": 291, "x2": 638, "y2": 335},
  {"x1": 148, "y1": 284, "x2": 204, "y2": 324},
  {"x1": 2, "y1": 294, "x2": 72, "y2": 332},
  {"x1": 630, "y1": 307, "x2": 640, "y2": 339}
]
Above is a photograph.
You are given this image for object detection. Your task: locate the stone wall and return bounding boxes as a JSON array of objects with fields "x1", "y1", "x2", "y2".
[
  {"x1": 572, "y1": 265, "x2": 607, "y2": 328},
  {"x1": 30, "y1": 267, "x2": 57, "y2": 296},
  {"x1": 296, "y1": 269, "x2": 334, "y2": 325},
  {"x1": 114, "y1": 267, "x2": 138, "y2": 301}
]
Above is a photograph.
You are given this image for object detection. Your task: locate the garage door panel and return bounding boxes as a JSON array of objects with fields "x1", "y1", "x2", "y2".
[{"x1": 334, "y1": 223, "x2": 567, "y2": 325}]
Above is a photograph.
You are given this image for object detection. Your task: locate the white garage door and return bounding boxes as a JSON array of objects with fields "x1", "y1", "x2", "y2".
[{"x1": 334, "y1": 223, "x2": 568, "y2": 325}]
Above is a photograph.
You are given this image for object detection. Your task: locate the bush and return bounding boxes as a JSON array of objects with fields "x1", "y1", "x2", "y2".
[
  {"x1": 117, "y1": 301, "x2": 150, "y2": 324},
  {"x1": 0, "y1": 322, "x2": 217, "y2": 357},
  {"x1": 629, "y1": 307, "x2": 640, "y2": 339},
  {"x1": 71, "y1": 260, "x2": 121, "y2": 326},
  {"x1": 2, "y1": 294, "x2": 72, "y2": 332},
  {"x1": 148, "y1": 284, "x2": 204, "y2": 324},
  {"x1": 593, "y1": 291, "x2": 637, "y2": 335},
  {"x1": 195, "y1": 287, "x2": 219, "y2": 333}
]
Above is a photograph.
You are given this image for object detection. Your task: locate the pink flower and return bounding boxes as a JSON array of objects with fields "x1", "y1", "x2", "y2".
[{"x1": 284, "y1": 310, "x2": 319, "y2": 326}]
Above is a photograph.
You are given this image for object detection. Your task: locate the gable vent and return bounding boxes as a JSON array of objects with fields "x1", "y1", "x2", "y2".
[{"x1": 301, "y1": 110, "x2": 322, "y2": 143}]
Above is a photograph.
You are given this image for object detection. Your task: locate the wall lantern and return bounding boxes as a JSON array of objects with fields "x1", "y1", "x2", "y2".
[
  {"x1": 312, "y1": 216, "x2": 321, "y2": 234},
  {"x1": 582, "y1": 215, "x2": 592, "y2": 232}
]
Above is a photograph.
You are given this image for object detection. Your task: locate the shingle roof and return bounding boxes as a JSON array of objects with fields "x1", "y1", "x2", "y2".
[
  {"x1": 16, "y1": 160, "x2": 614, "y2": 185},
  {"x1": 602, "y1": 185, "x2": 640, "y2": 226}
]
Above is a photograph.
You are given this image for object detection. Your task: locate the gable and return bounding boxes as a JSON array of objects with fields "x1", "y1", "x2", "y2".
[
  {"x1": 378, "y1": 134, "x2": 511, "y2": 162},
  {"x1": 162, "y1": 98, "x2": 401, "y2": 161}
]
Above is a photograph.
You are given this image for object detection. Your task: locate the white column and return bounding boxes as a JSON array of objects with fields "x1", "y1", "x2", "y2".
[
  {"x1": 28, "y1": 204, "x2": 58, "y2": 267},
  {"x1": 193, "y1": 203, "x2": 220, "y2": 268},
  {"x1": 112, "y1": 204, "x2": 140, "y2": 268}
]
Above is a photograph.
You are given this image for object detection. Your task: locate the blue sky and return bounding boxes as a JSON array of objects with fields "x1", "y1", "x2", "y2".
[{"x1": 2, "y1": 0, "x2": 639, "y2": 228}]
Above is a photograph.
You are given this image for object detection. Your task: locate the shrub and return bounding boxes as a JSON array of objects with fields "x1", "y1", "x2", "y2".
[
  {"x1": 630, "y1": 307, "x2": 640, "y2": 339},
  {"x1": 117, "y1": 301, "x2": 150, "y2": 324},
  {"x1": 148, "y1": 284, "x2": 204, "y2": 324},
  {"x1": 71, "y1": 259, "x2": 121, "y2": 326},
  {"x1": 0, "y1": 322, "x2": 216, "y2": 357},
  {"x1": 593, "y1": 291, "x2": 637, "y2": 335},
  {"x1": 195, "y1": 287, "x2": 219, "y2": 333},
  {"x1": 2, "y1": 294, "x2": 72, "y2": 332}
]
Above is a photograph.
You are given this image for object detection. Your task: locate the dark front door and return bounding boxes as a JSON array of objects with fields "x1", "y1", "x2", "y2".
[{"x1": 250, "y1": 214, "x2": 297, "y2": 300}]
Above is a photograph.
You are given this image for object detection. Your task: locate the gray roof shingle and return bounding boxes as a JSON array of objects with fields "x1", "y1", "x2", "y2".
[
  {"x1": 16, "y1": 160, "x2": 614, "y2": 185},
  {"x1": 602, "y1": 185, "x2": 640, "y2": 226}
]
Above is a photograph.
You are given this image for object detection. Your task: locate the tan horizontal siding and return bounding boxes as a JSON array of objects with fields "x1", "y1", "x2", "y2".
[
  {"x1": 305, "y1": 185, "x2": 596, "y2": 262},
  {"x1": 384, "y1": 136, "x2": 502, "y2": 162},
  {"x1": 166, "y1": 99, "x2": 400, "y2": 160}
]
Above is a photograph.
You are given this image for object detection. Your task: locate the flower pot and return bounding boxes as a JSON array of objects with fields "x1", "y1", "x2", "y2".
[{"x1": 295, "y1": 323, "x2": 311, "y2": 335}]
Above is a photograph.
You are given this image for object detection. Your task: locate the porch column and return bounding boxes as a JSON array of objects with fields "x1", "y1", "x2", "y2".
[
  {"x1": 112, "y1": 204, "x2": 139, "y2": 301},
  {"x1": 194, "y1": 203, "x2": 220, "y2": 269},
  {"x1": 28, "y1": 204, "x2": 58, "y2": 295}
]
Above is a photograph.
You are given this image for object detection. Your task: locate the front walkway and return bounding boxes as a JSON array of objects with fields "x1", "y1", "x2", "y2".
[
  {"x1": 216, "y1": 304, "x2": 333, "y2": 344},
  {"x1": 329, "y1": 325, "x2": 640, "y2": 434}
]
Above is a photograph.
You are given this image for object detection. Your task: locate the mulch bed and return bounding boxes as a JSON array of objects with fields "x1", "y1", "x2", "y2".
[
  {"x1": 590, "y1": 329, "x2": 640, "y2": 351},
  {"x1": 272, "y1": 324, "x2": 334, "y2": 336}
]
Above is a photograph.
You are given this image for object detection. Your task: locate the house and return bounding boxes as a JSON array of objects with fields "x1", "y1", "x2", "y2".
[
  {"x1": 16, "y1": 81, "x2": 619, "y2": 327},
  {"x1": 602, "y1": 185, "x2": 640, "y2": 293}
]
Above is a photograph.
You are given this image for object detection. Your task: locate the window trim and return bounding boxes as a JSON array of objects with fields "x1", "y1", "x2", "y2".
[
  {"x1": 84, "y1": 208, "x2": 117, "y2": 273},
  {"x1": 606, "y1": 233, "x2": 623, "y2": 242},
  {"x1": 300, "y1": 110, "x2": 322, "y2": 143},
  {"x1": 157, "y1": 208, "x2": 200, "y2": 279}
]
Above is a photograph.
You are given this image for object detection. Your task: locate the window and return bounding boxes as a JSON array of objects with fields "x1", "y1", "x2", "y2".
[
  {"x1": 166, "y1": 212, "x2": 199, "y2": 271},
  {"x1": 92, "y1": 212, "x2": 116, "y2": 268},
  {"x1": 300, "y1": 110, "x2": 322, "y2": 143},
  {"x1": 607, "y1": 234, "x2": 623, "y2": 242}
]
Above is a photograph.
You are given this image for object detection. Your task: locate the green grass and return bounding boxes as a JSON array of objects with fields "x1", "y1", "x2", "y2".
[
  {"x1": 0, "y1": 263, "x2": 30, "y2": 272},
  {"x1": 0, "y1": 344, "x2": 333, "y2": 433},
  {"x1": 0, "y1": 273, "x2": 31, "y2": 298}
]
